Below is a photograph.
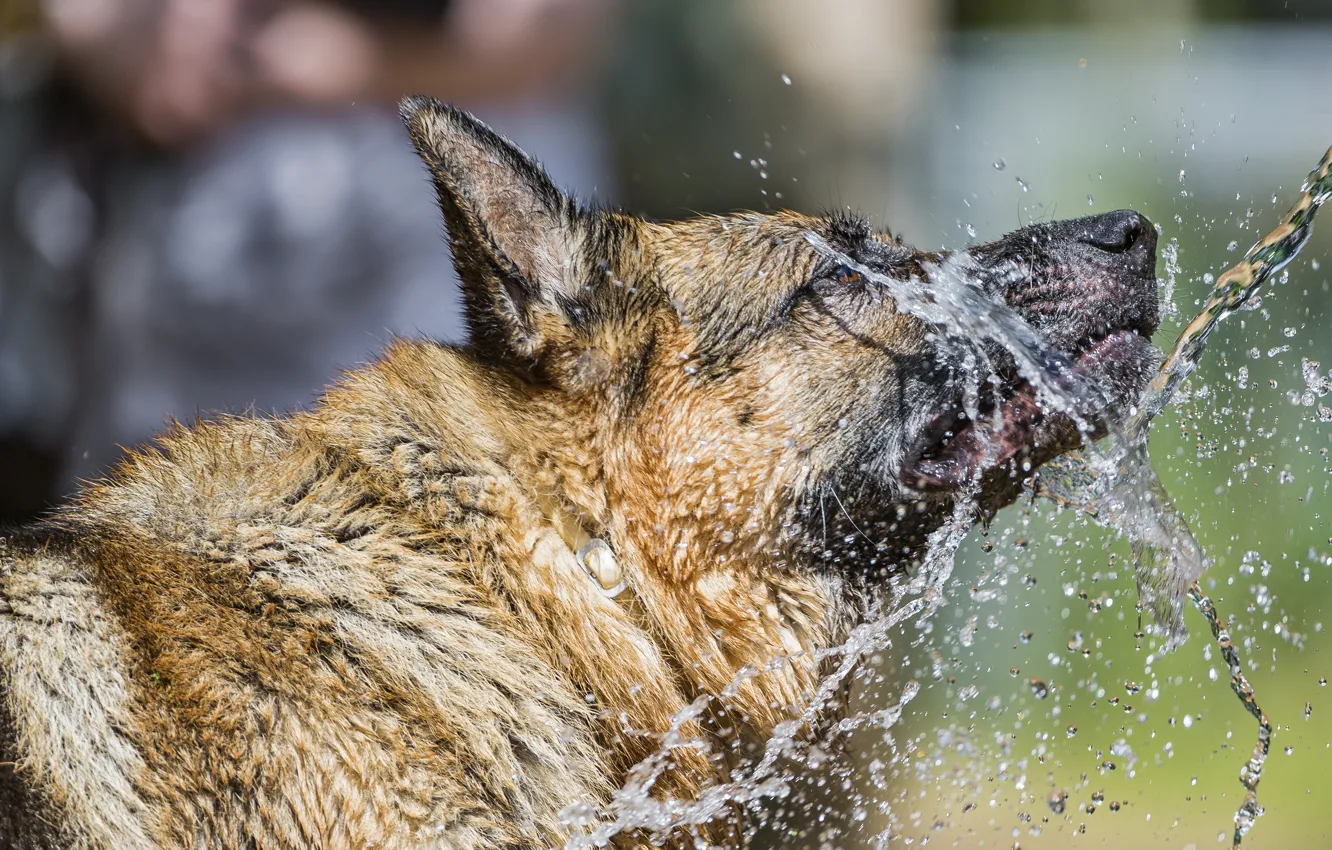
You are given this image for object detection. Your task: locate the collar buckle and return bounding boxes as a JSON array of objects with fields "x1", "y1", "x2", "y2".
[{"x1": 576, "y1": 538, "x2": 626, "y2": 598}]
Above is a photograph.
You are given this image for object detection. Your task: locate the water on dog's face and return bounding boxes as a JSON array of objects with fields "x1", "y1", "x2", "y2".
[{"x1": 803, "y1": 210, "x2": 1159, "y2": 512}]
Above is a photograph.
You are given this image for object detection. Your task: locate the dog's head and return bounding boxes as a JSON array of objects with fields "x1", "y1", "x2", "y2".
[{"x1": 402, "y1": 99, "x2": 1159, "y2": 578}]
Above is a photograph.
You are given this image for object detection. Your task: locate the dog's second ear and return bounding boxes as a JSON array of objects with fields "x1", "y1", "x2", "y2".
[{"x1": 401, "y1": 96, "x2": 585, "y2": 361}]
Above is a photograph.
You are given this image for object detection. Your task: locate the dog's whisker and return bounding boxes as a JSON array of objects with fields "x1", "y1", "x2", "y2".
[{"x1": 828, "y1": 486, "x2": 874, "y2": 547}]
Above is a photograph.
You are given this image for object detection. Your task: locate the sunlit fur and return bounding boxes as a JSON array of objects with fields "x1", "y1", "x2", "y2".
[{"x1": 0, "y1": 100, "x2": 1155, "y2": 848}]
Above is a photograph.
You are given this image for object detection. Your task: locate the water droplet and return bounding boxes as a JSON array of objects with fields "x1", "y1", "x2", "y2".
[
  {"x1": 558, "y1": 800, "x2": 599, "y2": 828},
  {"x1": 780, "y1": 73, "x2": 792, "y2": 85},
  {"x1": 993, "y1": 158, "x2": 1007, "y2": 171},
  {"x1": 1048, "y1": 790, "x2": 1067, "y2": 814}
]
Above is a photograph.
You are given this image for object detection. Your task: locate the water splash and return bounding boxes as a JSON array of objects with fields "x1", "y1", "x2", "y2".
[
  {"x1": 805, "y1": 232, "x2": 1107, "y2": 431},
  {"x1": 565, "y1": 497, "x2": 976, "y2": 847},
  {"x1": 809, "y1": 231, "x2": 1210, "y2": 647},
  {"x1": 1046, "y1": 148, "x2": 1332, "y2": 650},
  {"x1": 1045, "y1": 145, "x2": 1332, "y2": 848},
  {"x1": 1131, "y1": 146, "x2": 1332, "y2": 430}
]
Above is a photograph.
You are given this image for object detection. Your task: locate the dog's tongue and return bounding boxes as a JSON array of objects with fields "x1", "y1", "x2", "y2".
[{"x1": 903, "y1": 387, "x2": 1044, "y2": 491}]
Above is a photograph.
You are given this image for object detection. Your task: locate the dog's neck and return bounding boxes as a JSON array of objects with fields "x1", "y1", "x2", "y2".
[
  {"x1": 499, "y1": 378, "x2": 847, "y2": 745},
  {"x1": 324, "y1": 340, "x2": 861, "y2": 782}
]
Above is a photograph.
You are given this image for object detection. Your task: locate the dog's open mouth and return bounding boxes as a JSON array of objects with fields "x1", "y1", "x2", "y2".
[
  {"x1": 899, "y1": 209, "x2": 1162, "y2": 495},
  {"x1": 902, "y1": 329, "x2": 1156, "y2": 493}
]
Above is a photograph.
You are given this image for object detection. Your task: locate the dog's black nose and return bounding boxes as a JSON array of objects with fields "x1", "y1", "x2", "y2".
[{"x1": 1076, "y1": 209, "x2": 1153, "y2": 254}]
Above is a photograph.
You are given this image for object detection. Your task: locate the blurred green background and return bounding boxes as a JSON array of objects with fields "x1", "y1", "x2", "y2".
[{"x1": 2, "y1": 0, "x2": 1329, "y2": 846}]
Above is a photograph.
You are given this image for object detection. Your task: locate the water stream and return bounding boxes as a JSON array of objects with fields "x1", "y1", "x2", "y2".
[{"x1": 1071, "y1": 145, "x2": 1331, "y2": 848}]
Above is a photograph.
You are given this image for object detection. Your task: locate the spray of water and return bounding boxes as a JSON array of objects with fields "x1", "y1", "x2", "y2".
[
  {"x1": 1046, "y1": 145, "x2": 1332, "y2": 848},
  {"x1": 808, "y1": 231, "x2": 1218, "y2": 649},
  {"x1": 804, "y1": 232, "x2": 1108, "y2": 433},
  {"x1": 1132, "y1": 146, "x2": 1332, "y2": 431},
  {"x1": 1189, "y1": 584, "x2": 1273, "y2": 847},
  {"x1": 563, "y1": 497, "x2": 975, "y2": 847}
]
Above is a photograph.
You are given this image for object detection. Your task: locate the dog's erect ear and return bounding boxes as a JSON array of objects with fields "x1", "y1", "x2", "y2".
[{"x1": 400, "y1": 96, "x2": 585, "y2": 360}]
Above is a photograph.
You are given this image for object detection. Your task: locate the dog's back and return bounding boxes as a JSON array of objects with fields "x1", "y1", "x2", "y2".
[
  {"x1": 0, "y1": 369, "x2": 610, "y2": 848},
  {"x1": 2, "y1": 517, "x2": 175, "y2": 849},
  {"x1": 0, "y1": 524, "x2": 100, "y2": 850}
]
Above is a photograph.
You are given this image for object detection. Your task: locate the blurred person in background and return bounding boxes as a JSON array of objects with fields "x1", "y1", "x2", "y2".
[{"x1": 0, "y1": 0, "x2": 614, "y2": 524}]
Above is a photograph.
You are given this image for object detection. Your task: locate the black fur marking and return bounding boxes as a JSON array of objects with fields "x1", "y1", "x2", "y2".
[
  {"x1": 617, "y1": 332, "x2": 657, "y2": 418},
  {"x1": 825, "y1": 210, "x2": 873, "y2": 251},
  {"x1": 0, "y1": 520, "x2": 84, "y2": 555}
]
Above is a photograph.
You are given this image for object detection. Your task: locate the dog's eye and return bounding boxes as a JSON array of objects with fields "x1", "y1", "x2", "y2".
[
  {"x1": 797, "y1": 261, "x2": 868, "y2": 308},
  {"x1": 830, "y1": 264, "x2": 861, "y2": 284}
]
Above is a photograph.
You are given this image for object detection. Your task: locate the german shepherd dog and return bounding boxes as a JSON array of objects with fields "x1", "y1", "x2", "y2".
[{"x1": 0, "y1": 99, "x2": 1159, "y2": 848}]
